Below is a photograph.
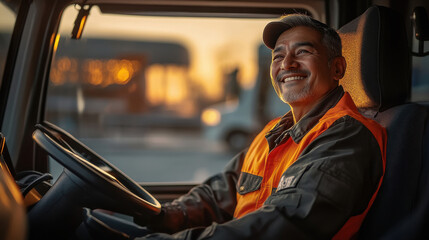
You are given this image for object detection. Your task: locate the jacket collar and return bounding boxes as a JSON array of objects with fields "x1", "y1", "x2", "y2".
[{"x1": 266, "y1": 85, "x2": 345, "y2": 151}]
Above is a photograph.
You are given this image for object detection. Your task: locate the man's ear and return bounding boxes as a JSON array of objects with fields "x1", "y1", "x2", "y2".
[{"x1": 331, "y1": 56, "x2": 346, "y2": 81}]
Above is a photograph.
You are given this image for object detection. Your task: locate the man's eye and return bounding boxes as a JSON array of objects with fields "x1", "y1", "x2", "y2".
[
  {"x1": 273, "y1": 55, "x2": 284, "y2": 61},
  {"x1": 297, "y1": 49, "x2": 310, "y2": 55}
]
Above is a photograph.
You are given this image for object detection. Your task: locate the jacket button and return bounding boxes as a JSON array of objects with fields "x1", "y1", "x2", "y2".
[{"x1": 239, "y1": 186, "x2": 245, "y2": 191}]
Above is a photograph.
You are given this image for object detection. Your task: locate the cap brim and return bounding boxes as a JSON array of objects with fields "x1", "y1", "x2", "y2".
[{"x1": 263, "y1": 21, "x2": 292, "y2": 50}]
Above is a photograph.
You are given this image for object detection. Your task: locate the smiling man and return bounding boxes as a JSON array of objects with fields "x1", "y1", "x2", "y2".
[
  {"x1": 268, "y1": 20, "x2": 346, "y2": 124},
  {"x1": 136, "y1": 14, "x2": 387, "y2": 240}
]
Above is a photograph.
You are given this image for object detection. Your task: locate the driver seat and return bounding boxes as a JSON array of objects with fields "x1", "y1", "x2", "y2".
[{"x1": 338, "y1": 5, "x2": 429, "y2": 239}]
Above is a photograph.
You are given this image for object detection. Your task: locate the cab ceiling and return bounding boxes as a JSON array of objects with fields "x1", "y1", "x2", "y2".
[{"x1": 77, "y1": 0, "x2": 325, "y2": 20}]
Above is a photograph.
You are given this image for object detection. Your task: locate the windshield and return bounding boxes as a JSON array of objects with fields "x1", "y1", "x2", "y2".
[{"x1": 45, "y1": 5, "x2": 291, "y2": 183}]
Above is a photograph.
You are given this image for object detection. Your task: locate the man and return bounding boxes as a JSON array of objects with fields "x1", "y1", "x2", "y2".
[{"x1": 136, "y1": 14, "x2": 386, "y2": 239}]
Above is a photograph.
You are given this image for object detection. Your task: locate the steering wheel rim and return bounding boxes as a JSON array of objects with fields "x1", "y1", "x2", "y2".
[{"x1": 32, "y1": 122, "x2": 161, "y2": 216}]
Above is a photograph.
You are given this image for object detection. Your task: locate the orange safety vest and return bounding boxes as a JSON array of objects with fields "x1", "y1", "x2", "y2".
[{"x1": 233, "y1": 92, "x2": 386, "y2": 238}]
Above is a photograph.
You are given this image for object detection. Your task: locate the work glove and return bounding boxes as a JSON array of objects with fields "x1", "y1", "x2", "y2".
[{"x1": 134, "y1": 202, "x2": 187, "y2": 234}]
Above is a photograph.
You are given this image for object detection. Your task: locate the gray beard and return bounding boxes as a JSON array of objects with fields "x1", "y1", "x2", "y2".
[{"x1": 282, "y1": 81, "x2": 312, "y2": 103}]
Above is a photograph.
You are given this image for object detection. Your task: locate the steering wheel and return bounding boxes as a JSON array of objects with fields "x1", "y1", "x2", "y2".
[{"x1": 29, "y1": 122, "x2": 161, "y2": 237}]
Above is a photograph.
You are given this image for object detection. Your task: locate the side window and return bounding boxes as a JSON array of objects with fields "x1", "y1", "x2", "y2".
[
  {"x1": 412, "y1": 54, "x2": 429, "y2": 101},
  {"x1": 411, "y1": 16, "x2": 429, "y2": 102},
  {"x1": 45, "y1": 5, "x2": 295, "y2": 183},
  {"x1": 0, "y1": 2, "x2": 17, "y2": 83}
]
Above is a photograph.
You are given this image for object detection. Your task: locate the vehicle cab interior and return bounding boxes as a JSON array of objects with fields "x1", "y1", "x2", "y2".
[{"x1": 0, "y1": 0, "x2": 429, "y2": 239}]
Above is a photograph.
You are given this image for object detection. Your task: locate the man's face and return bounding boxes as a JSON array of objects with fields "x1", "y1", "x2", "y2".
[{"x1": 270, "y1": 26, "x2": 337, "y2": 105}]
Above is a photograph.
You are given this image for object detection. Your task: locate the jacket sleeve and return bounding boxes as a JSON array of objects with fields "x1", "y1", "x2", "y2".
[
  {"x1": 144, "y1": 150, "x2": 246, "y2": 234},
  {"x1": 139, "y1": 116, "x2": 384, "y2": 240}
]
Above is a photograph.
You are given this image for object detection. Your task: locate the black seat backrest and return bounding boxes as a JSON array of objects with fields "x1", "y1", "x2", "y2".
[
  {"x1": 338, "y1": 5, "x2": 429, "y2": 239},
  {"x1": 379, "y1": 103, "x2": 429, "y2": 240}
]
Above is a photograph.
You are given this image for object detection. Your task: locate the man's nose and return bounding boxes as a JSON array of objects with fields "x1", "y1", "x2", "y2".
[{"x1": 281, "y1": 55, "x2": 298, "y2": 70}]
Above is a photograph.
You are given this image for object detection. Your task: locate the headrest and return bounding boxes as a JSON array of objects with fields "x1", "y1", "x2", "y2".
[{"x1": 338, "y1": 6, "x2": 411, "y2": 112}]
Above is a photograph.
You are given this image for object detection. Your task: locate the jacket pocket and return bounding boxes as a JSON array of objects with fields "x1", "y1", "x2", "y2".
[
  {"x1": 275, "y1": 164, "x2": 310, "y2": 193},
  {"x1": 236, "y1": 172, "x2": 263, "y2": 195}
]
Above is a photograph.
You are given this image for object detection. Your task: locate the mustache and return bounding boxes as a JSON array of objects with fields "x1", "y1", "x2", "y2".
[{"x1": 275, "y1": 70, "x2": 309, "y2": 82}]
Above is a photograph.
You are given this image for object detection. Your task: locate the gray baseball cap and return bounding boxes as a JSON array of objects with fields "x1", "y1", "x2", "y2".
[{"x1": 263, "y1": 15, "x2": 329, "y2": 50}]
